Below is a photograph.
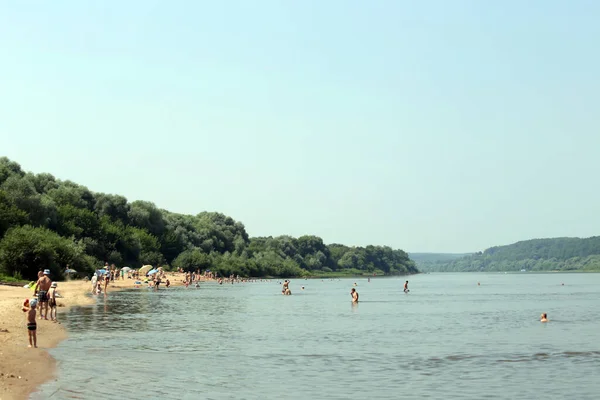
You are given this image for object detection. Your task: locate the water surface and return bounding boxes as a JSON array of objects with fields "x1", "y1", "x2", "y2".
[{"x1": 35, "y1": 273, "x2": 600, "y2": 399}]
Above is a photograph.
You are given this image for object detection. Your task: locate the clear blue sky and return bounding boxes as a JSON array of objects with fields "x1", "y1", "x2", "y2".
[{"x1": 1, "y1": 1, "x2": 599, "y2": 253}]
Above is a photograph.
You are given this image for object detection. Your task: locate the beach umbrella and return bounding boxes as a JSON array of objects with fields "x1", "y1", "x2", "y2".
[
  {"x1": 147, "y1": 269, "x2": 159, "y2": 275},
  {"x1": 139, "y1": 265, "x2": 153, "y2": 275},
  {"x1": 97, "y1": 269, "x2": 107, "y2": 275},
  {"x1": 122, "y1": 267, "x2": 132, "y2": 272},
  {"x1": 65, "y1": 269, "x2": 77, "y2": 274}
]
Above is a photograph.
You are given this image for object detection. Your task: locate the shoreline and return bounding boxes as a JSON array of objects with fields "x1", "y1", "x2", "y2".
[
  {"x1": 0, "y1": 272, "x2": 193, "y2": 400},
  {"x1": 1, "y1": 272, "x2": 403, "y2": 399}
]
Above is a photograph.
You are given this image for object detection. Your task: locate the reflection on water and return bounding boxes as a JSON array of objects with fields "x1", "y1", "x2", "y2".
[{"x1": 34, "y1": 274, "x2": 600, "y2": 400}]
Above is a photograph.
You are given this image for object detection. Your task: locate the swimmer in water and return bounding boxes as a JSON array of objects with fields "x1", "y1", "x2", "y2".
[
  {"x1": 301, "y1": 286, "x2": 305, "y2": 290},
  {"x1": 540, "y1": 313, "x2": 548, "y2": 323},
  {"x1": 350, "y1": 288, "x2": 359, "y2": 303},
  {"x1": 404, "y1": 281, "x2": 409, "y2": 293}
]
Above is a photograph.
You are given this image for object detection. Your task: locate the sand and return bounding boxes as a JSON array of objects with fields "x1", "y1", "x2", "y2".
[{"x1": 0, "y1": 272, "x2": 192, "y2": 400}]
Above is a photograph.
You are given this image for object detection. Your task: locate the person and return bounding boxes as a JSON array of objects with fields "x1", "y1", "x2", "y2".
[
  {"x1": 166, "y1": 279, "x2": 170, "y2": 288},
  {"x1": 48, "y1": 282, "x2": 58, "y2": 322},
  {"x1": 404, "y1": 281, "x2": 409, "y2": 293},
  {"x1": 104, "y1": 271, "x2": 110, "y2": 293},
  {"x1": 91, "y1": 273, "x2": 98, "y2": 294},
  {"x1": 540, "y1": 313, "x2": 549, "y2": 323},
  {"x1": 350, "y1": 288, "x2": 359, "y2": 303},
  {"x1": 282, "y1": 280, "x2": 290, "y2": 295},
  {"x1": 22, "y1": 298, "x2": 30, "y2": 313},
  {"x1": 34, "y1": 269, "x2": 52, "y2": 320},
  {"x1": 25, "y1": 299, "x2": 38, "y2": 348}
]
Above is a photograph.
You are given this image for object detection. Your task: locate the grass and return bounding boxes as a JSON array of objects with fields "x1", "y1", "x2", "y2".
[{"x1": 0, "y1": 273, "x2": 28, "y2": 285}]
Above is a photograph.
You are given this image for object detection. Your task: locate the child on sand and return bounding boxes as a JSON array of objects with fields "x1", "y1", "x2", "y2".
[
  {"x1": 48, "y1": 282, "x2": 58, "y2": 322},
  {"x1": 24, "y1": 299, "x2": 38, "y2": 348}
]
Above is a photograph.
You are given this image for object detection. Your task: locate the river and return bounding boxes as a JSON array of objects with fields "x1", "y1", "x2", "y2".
[{"x1": 34, "y1": 273, "x2": 600, "y2": 399}]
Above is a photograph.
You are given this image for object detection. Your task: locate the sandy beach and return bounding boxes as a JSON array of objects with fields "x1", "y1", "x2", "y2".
[{"x1": 0, "y1": 272, "x2": 192, "y2": 400}]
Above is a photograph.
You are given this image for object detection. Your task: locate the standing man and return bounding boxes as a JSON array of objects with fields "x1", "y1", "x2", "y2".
[
  {"x1": 34, "y1": 269, "x2": 52, "y2": 320},
  {"x1": 104, "y1": 271, "x2": 110, "y2": 293},
  {"x1": 350, "y1": 288, "x2": 359, "y2": 303},
  {"x1": 404, "y1": 281, "x2": 409, "y2": 293}
]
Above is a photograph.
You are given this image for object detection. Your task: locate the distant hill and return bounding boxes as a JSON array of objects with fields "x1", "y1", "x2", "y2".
[
  {"x1": 409, "y1": 253, "x2": 472, "y2": 272},
  {"x1": 419, "y1": 237, "x2": 600, "y2": 272}
]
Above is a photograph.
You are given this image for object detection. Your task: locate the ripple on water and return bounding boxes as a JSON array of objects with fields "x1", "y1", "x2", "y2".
[{"x1": 34, "y1": 275, "x2": 600, "y2": 400}]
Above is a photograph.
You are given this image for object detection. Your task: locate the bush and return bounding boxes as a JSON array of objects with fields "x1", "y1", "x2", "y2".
[{"x1": 0, "y1": 225, "x2": 96, "y2": 280}]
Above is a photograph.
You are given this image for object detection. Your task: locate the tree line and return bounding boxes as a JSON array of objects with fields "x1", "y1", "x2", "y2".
[
  {"x1": 0, "y1": 157, "x2": 418, "y2": 280},
  {"x1": 415, "y1": 237, "x2": 600, "y2": 272}
]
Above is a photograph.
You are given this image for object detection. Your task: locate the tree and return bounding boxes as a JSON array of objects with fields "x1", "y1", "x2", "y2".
[
  {"x1": 94, "y1": 193, "x2": 130, "y2": 222},
  {"x1": 0, "y1": 157, "x2": 24, "y2": 185},
  {"x1": 0, "y1": 190, "x2": 28, "y2": 237},
  {"x1": 0, "y1": 225, "x2": 97, "y2": 280},
  {"x1": 0, "y1": 157, "x2": 421, "y2": 279},
  {"x1": 172, "y1": 249, "x2": 212, "y2": 271},
  {"x1": 128, "y1": 201, "x2": 165, "y2": 236}
]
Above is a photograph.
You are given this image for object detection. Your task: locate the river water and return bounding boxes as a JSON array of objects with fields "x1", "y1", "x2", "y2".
[{"x1": 34, "y1": 273, "x2": 600, "y2": 399}]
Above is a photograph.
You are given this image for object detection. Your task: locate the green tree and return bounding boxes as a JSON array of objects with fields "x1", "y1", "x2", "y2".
[{"x1": 0, "y1": 225, "x2": 97, "y2": 280}]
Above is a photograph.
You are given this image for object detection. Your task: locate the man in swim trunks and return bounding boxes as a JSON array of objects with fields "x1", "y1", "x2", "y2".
[
  {"x1": 34, "y1": 269, "x2": 52, "y2": 320},
  {"x1": 404, "y1": 281, "x2": 409, "y2": 293},
  {"x1": 351, "y1": 288, "x2": 359, "y2": 303}
]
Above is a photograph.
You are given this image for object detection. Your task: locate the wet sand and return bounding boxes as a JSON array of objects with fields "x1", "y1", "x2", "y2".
[{"x1": 0, "y1": 273, "x2": 194, "y2": 400}]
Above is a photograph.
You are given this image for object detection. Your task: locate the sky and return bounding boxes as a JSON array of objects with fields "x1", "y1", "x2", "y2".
[{"x1": 1, "y1": 0, "x2": 599, "y2": 253}]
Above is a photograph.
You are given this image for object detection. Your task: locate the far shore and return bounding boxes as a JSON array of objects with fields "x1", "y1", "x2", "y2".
[{"x1": 0, "y1": 271, "x2": 198, "y2": 400}]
